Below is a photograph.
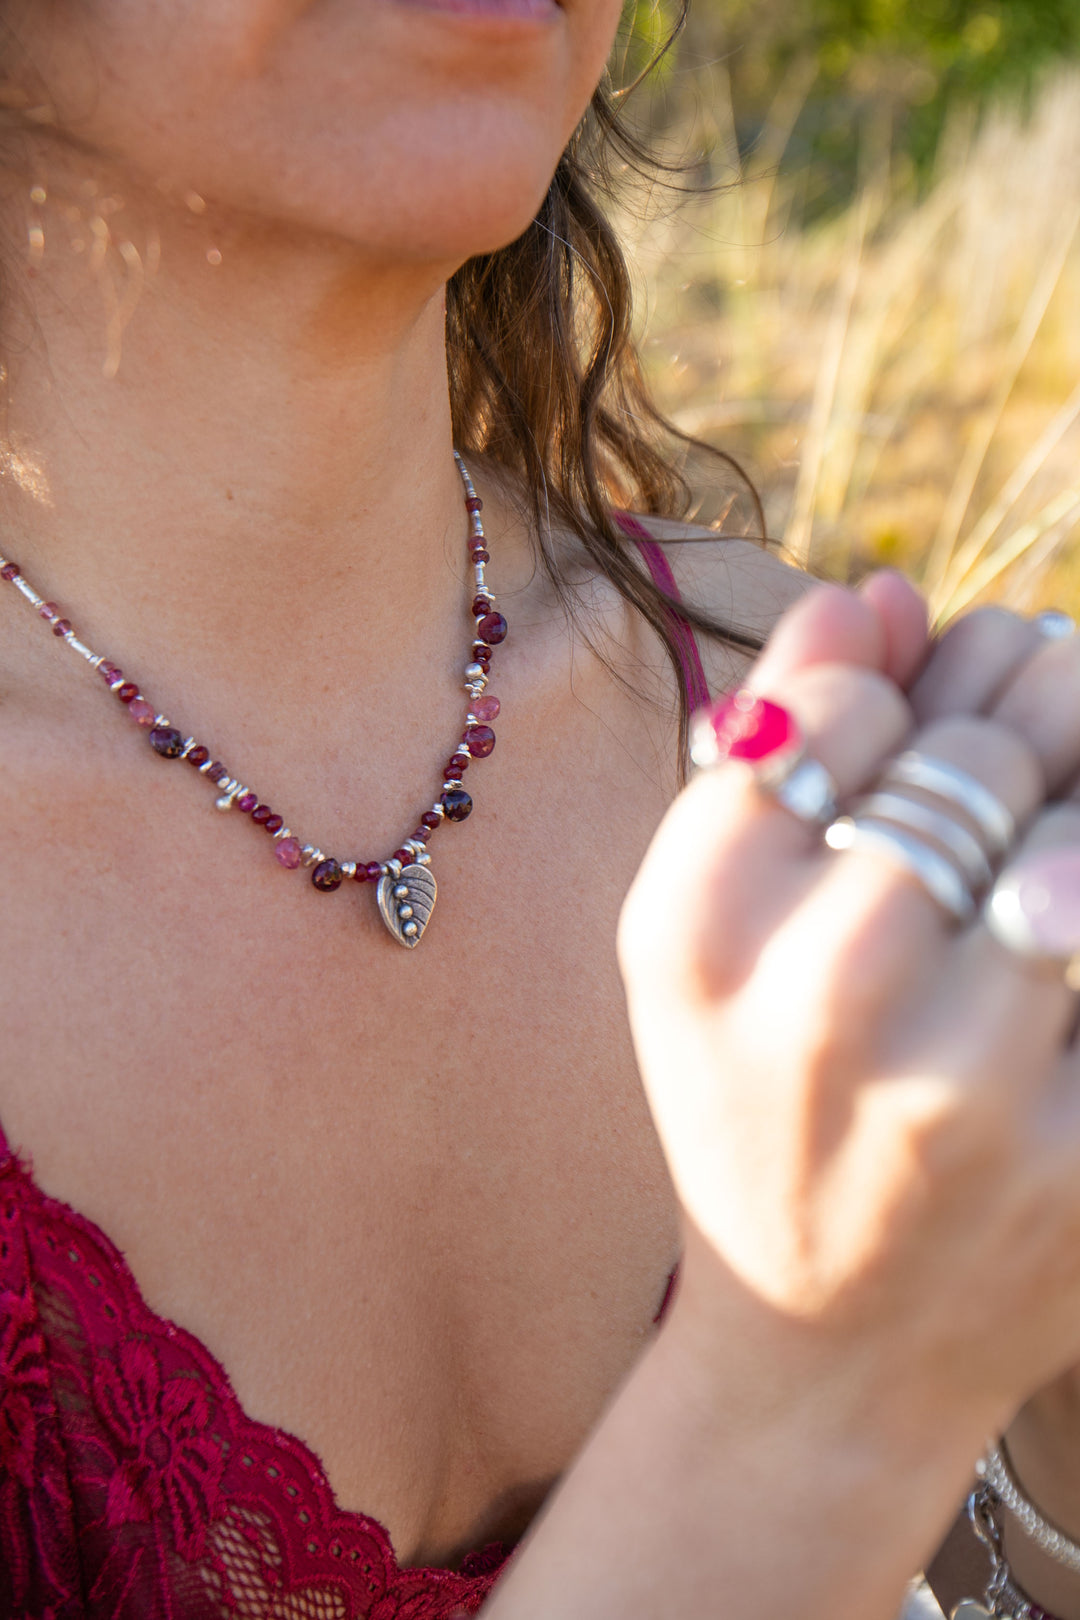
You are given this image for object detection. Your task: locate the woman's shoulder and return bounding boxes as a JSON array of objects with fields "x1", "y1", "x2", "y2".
[{"x1": 628, "y1": 515, "x2": 814, "y2": 687}]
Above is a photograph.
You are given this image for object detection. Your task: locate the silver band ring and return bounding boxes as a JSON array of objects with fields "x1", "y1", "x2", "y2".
[
  {"x1": 825, "y1": 816, "x2": 976, "y2": 924},
  {"x1": 853, "y1": 791, "x2": 994, "y2": 891},
  {"x1": 882, "y1": 751, "x2": 1014, "y2": 860}
]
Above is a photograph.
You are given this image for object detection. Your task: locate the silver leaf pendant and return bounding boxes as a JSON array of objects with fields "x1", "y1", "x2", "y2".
[{"x1": 376, "y1": 863, "x2": 437, "y2": 948}]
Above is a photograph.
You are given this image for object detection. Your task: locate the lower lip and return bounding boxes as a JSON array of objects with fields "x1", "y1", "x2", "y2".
[{"x1": 395, "y1": 0, "x2": 560, "y2": 22}]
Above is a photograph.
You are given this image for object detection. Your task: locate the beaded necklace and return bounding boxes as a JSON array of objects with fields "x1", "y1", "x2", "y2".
[{"x1": 0, "y1": 452, "x2": 504, "y2": 949}]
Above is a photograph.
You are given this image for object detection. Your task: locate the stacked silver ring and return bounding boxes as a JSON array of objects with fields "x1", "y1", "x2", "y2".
[{"x1": 824, "y1": 750, "x2": 1015, "y2": 925}]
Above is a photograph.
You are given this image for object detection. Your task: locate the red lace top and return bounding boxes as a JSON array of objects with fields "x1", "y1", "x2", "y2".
[
  {"x1": 0, "y1": 1124, "x2": 509, "y2": 1620},
  {"x1": 0, "y1": 527, "x2": 696, "y2": 1619}
]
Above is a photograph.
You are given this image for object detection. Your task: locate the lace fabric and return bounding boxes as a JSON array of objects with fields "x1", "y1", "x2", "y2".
[{"x1": 0, "y1": 1133, "x2": 508, "y2": 1619}]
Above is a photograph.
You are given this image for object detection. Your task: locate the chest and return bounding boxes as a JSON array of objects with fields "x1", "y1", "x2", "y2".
[{"x1": 0, "y1": 667, "x2": 681, "y2": 1563}]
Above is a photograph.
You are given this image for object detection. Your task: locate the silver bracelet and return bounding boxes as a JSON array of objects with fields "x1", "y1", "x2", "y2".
[
  {"x1": 963, "y1": 1479, "x2": 1063, "y2": 1620},
  {"x1": 980, "y1": 1441, "x2": 1080, "y2": 1576}
]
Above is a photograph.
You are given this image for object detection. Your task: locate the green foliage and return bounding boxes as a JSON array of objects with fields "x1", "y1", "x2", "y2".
[{"x1": 619, "y1": 0, "x2": 1080, "y2": 209}]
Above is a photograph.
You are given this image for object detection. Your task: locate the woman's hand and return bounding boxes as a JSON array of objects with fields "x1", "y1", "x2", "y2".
[{"x1": 621, "y1": 580, "x2": 1080, "y2": 1431}]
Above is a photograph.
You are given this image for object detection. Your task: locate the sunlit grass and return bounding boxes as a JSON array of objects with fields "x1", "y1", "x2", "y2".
[{"x1": 625, "y1": 67, "x2": 1080, "y2": 621}]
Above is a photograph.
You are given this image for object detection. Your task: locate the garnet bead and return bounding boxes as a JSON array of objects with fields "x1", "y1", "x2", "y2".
[
  {"x1": 465, "y1": 496, "x2": 483, "y2": 513},
  {"x1": 477, "y1": 612, "x2": 507, "y2": 645},
  {"x1": 411, "y1": 827, "x2": 428, "y2": 843},
  {"x1": 264, "y1": 814, "x2": 283, "y2": 835},
  {"x1": 117, "y1": 683, "x2": 139, "y2": 703},
  {"x1": 471, "y1": 596, "x2": 492, "y2": 616},
  {"x1": 352, "y1": 863, "x2": 370, "y2": 883},
  {"x1": 206, "y1": 762, "x2": 226, "y2": 783},
  {"x1": 464, "y1": 725, "x2": 495, "y2": 758},
  {"x1": 312, "y1": 858, "x2": 343, "y2": 892},
  {"x1": 441, "y1": 788, "x2": 473, "y2": 821},
  {"x1": 275, "y1": 836, "x2": 302, "y2": 869},
  {"x1": 251, "y1": 804, "x2": 272, "y2": 825},
  {"x1": 0, "y1": 562, "x2": 19, "y2": 582},
  {"x1": 99, "y1": 661, "x2": 120, "y2": 683},
  {"x1": 365, "y1": 861, "x2": 383, "y2": 883},
  {"x1": 149, "y1": 726, "x2": 184, "y2": 757},
  {"x1": 392, "y1": 848, "x2": 411, "y2": 866},
  {"x1": 236, "y1": 792, "x2": 258, "y2": 813},
  {"x1": 421, "y1": 810, "x2": 441, "y2": 830},
  {"x1": 52, "y1": 619, "x2": 71, "y2": 638},
  {"x1": 444, "y1": 764, "x2": 464, "y2": 781},
  {"x1": 186, "y1": 745, "x2": 210, "y2": 768},
  {"x1": 470, "y1": 547, "x2": 490, "y2": 563}
]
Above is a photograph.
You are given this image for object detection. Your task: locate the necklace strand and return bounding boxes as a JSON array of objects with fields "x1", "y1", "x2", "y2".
[{"x1": 0, "y1": 452, "x2": 504, "y2": 948}]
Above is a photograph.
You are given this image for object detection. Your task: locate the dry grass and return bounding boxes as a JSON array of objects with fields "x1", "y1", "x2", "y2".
[{"x1": 624, "y1": 67, "x2": 1080, "y2": 621}]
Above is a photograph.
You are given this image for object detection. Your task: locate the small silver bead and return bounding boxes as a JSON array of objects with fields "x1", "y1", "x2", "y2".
[
  {"x1": 301, "y1": 845, "x2": 322, "y2": 867},
  {"x1": 393, "y1": 883, "x2": 409, "y2": 900},
  {"x1": 398, "y1": 904, "x2": 414, "y2": 921},
  {"x1": 465, "y1": 661, "x2": 484, "y2": 682},
  {"x1": 403, "y1": 921, "x2": 419, "y2": 938},
  {"x1": 430, "y1": 803, "x2": 446, "y2": 820},
  {"x1": 341, "y1": 860, "x2": 357, "y2": 878},
  {"x1": 274, "y1": 826, "x2": 292, "y2": 840},
  {"x1": 214, "y1": 795, "x2": 234, "y2": 812}
]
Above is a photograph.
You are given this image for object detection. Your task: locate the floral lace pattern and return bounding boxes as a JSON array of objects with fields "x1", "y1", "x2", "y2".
[{"x1": 0, "y1": 1136, "x2": 508, "y2": 1619}]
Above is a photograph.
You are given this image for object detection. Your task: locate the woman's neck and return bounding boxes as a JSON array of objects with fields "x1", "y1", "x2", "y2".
[{"x1": 0, "y1": 155, "x2": 527, "y2": 712}]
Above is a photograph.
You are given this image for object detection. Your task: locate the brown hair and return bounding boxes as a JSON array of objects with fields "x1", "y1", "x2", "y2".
[{"x1": 446, "y1": 9, "x2": 768, "y2": 757}]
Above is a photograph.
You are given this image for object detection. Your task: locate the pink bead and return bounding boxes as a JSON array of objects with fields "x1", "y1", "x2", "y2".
[
  {"x1": 0, "y1": 562, "x2": 20, "y2": 582},
  {"x1": 690, "y1": 690, "x2": 801, "y2": 771},
  {"x1": 275, "y1": 836, "x2": 303, "y2": 869},
  {"x1": 99, "y1": 661, "x2": 121, "y2": 684},
  {"x1": 39, "y1": 602, "x2": 57, "y2": 620},
  {"x1": 128, "y1": 698, "x2": 156, "y2": 727},
  {"x1": 472, "y1": 694, "x2": 500, "y2": 722}
]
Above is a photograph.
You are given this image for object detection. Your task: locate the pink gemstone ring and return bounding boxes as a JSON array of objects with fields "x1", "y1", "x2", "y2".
[
  {"x1": 985, "y1": 847, "x2": 1080, "y2": 988},
  {"x1": 690, "y1": 690, "x2": 838, "y2": 825}
]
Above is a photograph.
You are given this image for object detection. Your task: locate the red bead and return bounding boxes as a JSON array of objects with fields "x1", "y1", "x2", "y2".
[
  {"x1": 411, "y1": 827, "x2": 428, "y2": 843},
  {"x1": 234, "y1": 791, "x2": 256, "y2": 813},
  {"x1": 51, "y1": 619, "x2": 71, "y2": 637},
  {"x1": 186, "y1": 744, "x2": 210, "y2": 768},
  {"x1": 365, "y1": 861, "x2": 383, "y2": 882},
  {"x1": 149, "y1": 725, "x2": 184, "y2": 758},
  {"x1": 39, "y1": 602, "x2": 57, "y2": 619},
  {"x1": 0, "y1": 562, "x2": 20, "y2": 581},
  {"x1": 264, "y1": 814, "x2": 283, "y2": 835},
  {"x1": 117, "y1": 683, "x2": 139, "y2": 703},
  {"x1": 352, "y1": 863, "x2": 369, "y2": 883},
  {"x1": 312, "y1": 858, "x2": 343, "y2": 892},
  {"x1": 465, "y1": 496, "x2": 483, "y2": 512},
  {"x1": 441, "y1": 788, "x2": 473, "y2": 821},
  {"x1": 477, "y1": 612, "x2": 507, "y2": 645},
  {"x1": 470, "y1": 547, "x2": 490, "y2": 563},
  {"x1": 206, "y1": 762, "x2": 226, "y2": 783},
  {"x1": 464, "y1": 725, "x2": 495, "y2": 758},
  {"x1": 471, "y1": 596, "x2": 492, "y2": 616},
  {"x1": 421, "y1": 811, "x2": 441, "y2": 830},
  {"x1": 251, "y1": 804, "x2": 272, "y2": 825},
  {"x1": 99, "y1": 661, "x2": 121, "y2": 684},
  {"x1": 392, "y1": 848, "x2": 411, "y2": 866},
  {"x1": 444, "y1": 764, "x2": 464, "y2": 781}
]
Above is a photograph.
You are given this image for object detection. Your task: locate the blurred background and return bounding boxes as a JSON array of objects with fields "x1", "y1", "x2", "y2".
[{"x1": 614, "y1": 0, "x2": 1080, "y2": 619}]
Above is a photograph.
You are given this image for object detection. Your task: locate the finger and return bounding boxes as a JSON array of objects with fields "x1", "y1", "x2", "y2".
[
  {"x1": 856, "y1": 569, "x2": 931, "y2": 688},
  {"x1": 768, "y1": 715, "x2": 1046, "y2": 1051},
  {"x1": 990, "y1": 632, "x2": 1080, "y2": 791},
  {"x1": 909, "y1": 607, "x2": 1041, "y2": 723},
  {"x1": 621, "y1": 663, "x2": 911, "y2": 1002},
  {"x1": 931, "y1": 803, "x2": 1080, "y2": 1101},
  {"x1": 749, "y1": 582, "x2": 892, "y2": 690}
]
